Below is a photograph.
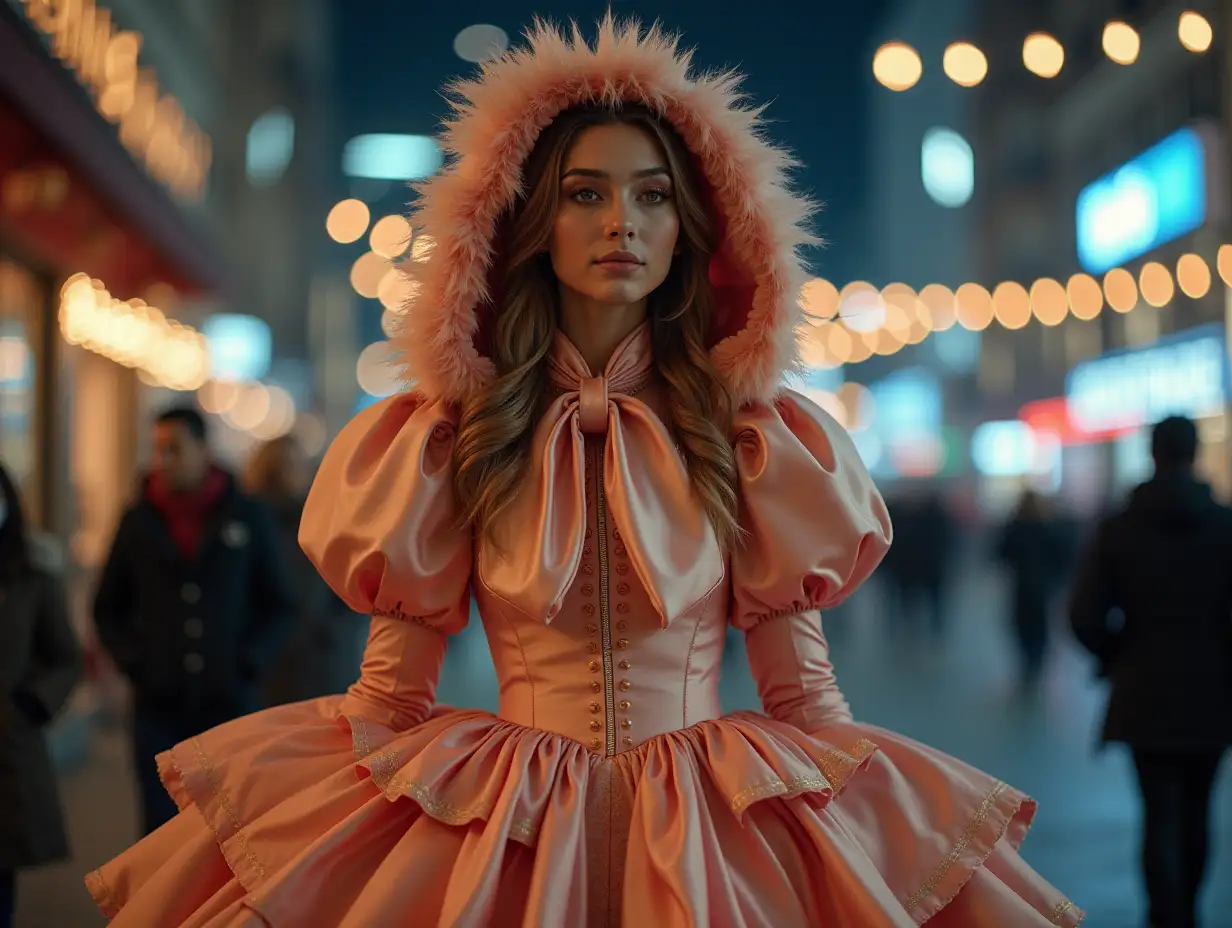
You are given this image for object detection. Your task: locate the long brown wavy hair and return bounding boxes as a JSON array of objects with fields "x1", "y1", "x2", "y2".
[{"x1": 452, "y1": 104, "x2": 739, "y2": 550}]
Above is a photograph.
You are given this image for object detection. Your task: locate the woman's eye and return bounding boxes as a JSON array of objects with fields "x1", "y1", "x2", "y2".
[
  {"x1": 642, "y1": 188, "x2": 671, "y2": 204},
  {"x1": 570, "y1": 188, "x2": 601, "y2": 203}
]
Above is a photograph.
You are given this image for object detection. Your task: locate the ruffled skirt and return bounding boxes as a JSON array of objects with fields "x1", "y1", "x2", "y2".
[{"x1": 86, "y1": 700, "x2": 1082, "y2": 926}]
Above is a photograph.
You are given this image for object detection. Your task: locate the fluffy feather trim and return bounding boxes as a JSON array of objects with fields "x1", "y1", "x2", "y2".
[{"x1": 397, "y1": 14, "x2": 819, "y2": 407}]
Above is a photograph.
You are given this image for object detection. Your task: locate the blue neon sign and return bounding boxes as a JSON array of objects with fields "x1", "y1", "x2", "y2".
[
  {"x1": 1075, "y1": 127, "x2": 1207, "y2": 274},
  {"x1": 1065, "y1": 324, "x2": 1229, "y2": 433}
]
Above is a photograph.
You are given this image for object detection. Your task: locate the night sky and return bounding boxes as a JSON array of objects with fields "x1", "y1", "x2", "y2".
[{"x1": 336, "y1": 2, "x2": 888, "y2": 281}]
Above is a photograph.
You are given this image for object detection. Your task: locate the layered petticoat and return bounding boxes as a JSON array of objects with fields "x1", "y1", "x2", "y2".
[{"x1": 87, "y1": 700, "x2": 1082, "y2": 927}]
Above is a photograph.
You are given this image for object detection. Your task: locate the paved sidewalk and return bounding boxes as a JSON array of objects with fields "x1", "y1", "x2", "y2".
[{"x1": 16, "y1": 719, "x2": 133, "y2": 928}]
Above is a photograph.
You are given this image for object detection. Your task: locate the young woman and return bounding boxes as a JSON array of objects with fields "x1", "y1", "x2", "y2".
[
  {"x1": 88, "y1": 19, "x2": 1083, "y2": 926},
  {"x1": 0, "y1": 463, "x2": 82, "y2": 928}
]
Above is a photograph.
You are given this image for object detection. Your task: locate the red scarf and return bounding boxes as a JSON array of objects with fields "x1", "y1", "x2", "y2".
[{"x1": 147, "y1": 466, "x2": 229, "y2": 560}]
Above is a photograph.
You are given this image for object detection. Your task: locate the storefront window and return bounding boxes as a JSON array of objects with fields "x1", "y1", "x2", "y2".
[{"x1": 0, "y1": 258, "x2": 43, "y2": 515}]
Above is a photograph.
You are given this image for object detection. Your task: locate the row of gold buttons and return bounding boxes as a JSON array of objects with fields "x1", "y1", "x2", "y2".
[
  {"x1": 612, "y1": 528, "x2": 634, "y2": 748},
  {"x1": 582, "y1": 525, "x2": 636, "y2": 751},
  {"x1": 584, "y1": 524, "x2": 604, "y2": 749}
]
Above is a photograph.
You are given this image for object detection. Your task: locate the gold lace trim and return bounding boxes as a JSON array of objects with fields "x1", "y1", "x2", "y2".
[
  {"x1": 902, "y1": 779, "x2": 1081, "y2": 922},
  {"x1": 85, "y1": 868, "x2": 118, "y2": 915},
  {"x1": 903, "y1": 781, "x2": 1006, "y2": 911},
  {"x1": 370, "y1": 602, "x2": 434, "y2": 629},
  {"x1": 731, "y1": 774, "x2": 832, "y2": 816},
  {"x1": 818, "y1": 738, "x2": 878, "y2": 784},
  {"x1": 1049, "y1": 899, "x2": 1082, "y2": 925},
  {"x1": 188, "y1": 736, "x2": 269, "y2": 880},
  {"x1": 729, "y1": 737, "x2": 877, "y2": 817},
  {"x1": 352, "y1": 715, "x2": 373, "y2": 762},
  {"x1": 349, "y1": 717, "x2": 538, "y2": 843}
]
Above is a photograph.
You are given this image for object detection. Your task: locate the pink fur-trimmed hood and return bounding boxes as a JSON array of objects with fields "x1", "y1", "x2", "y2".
[{"x1": 397, "y1": 15, "x2": 818, "y2": 407}]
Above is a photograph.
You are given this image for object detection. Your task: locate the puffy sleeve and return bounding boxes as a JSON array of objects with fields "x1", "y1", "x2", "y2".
[
  {"x1": 730, "y1": 390, "x2": 892, "y2": 626},
  {"x1": 729, "y1": 390, "x2": 892, "y2": 732},
  {"x1": 300, "y1": 392, "x2": 472, "y2": 730}
]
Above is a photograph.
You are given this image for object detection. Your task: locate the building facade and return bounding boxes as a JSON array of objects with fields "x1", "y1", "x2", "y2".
[
  {"x1": 0, "y1": 0, "x2": 341, "y2": 631},
  {"x1": 972, "y1": 0, "x2": 1232, "y2": 509}
]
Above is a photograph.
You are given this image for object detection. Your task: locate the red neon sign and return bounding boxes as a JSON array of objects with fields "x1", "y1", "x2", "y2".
[{"x1": 1017, "y1": 397, "x2": 1134, "y2": 445}]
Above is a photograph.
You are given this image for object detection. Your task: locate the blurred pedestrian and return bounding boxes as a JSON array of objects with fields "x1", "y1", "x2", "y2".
[
  {"x1": 1069, "y1": 416, "x2": 1232, "y2": 928},
  {"x1": 0, "y1": 462, "x2": 82, "y2": 928},
  {"x1": 93, "y1": 406, "x2": 297, "y2": 836},
  {"x1": 244, "y1": 435, "x2": 366, "y2": 704},
  {"x1": 995, "y1": 488, "x2": 1066, "y2": 692},
  {"x1": 883, "y1": 487, "x2": 956, "y2": 639}
]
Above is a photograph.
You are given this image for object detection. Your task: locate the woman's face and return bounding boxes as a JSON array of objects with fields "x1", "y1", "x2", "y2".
[{"x1": 548, "y1": 122, "x2": 681, "y2": 310}]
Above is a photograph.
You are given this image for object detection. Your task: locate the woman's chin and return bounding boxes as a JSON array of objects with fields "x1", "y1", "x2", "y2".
[{"x1": 587, "y1": 282, "x2": 654, "y2": 307}]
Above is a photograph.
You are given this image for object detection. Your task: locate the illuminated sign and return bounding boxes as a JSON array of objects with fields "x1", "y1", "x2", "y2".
[
  {"x1": 1065, "y1": 324, "x2": 1228, "y2": 434},
  {"x1": 867, "y1": 368, "x2": 945, "y2": 478},
  {"x1": 1018, "y1": 397, "x2": 1134, "y2": 445},
  {"x1": 17, "y1": 0, "x2": 212, "y2": 201},
  {"x1": 1075, "y1": 127, "x2": 1208, "y2": 274},
  {"x1": 343, "y1": 134, "x2": 443, "y2": 181},
  {"x1": 868, "y1": 367, "x2": 942, "y2": 437},
  {"x1": 202, "y1": 314, "x2": 272, "y2": 383},
  {"x1": 971, "y1": 420, "x2": 1038, "y2": 478}
]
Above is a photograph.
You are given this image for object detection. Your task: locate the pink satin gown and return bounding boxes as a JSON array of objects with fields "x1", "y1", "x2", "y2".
[{"x1": 87, "y1": 324, "x2": 1083, "y2": 926}]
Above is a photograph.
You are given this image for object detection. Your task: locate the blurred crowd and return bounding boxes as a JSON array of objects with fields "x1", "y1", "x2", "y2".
[{"x1": 1, "y1": 407, "x2": 1230, "y2": 928}]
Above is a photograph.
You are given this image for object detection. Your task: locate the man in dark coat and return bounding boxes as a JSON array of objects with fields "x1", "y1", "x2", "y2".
[
  {"x1": 94, "y1": 407, "x2": 297, "y2": 835},
  {"x1": 1069, "y1": 415, "x2": 1232, "y2": 928}
]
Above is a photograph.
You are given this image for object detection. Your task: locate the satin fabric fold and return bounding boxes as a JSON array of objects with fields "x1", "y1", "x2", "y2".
[
  {"x1": 88, "y1": 698, "x2": 1082, "y2": 927},
  {"x1": 729, "y1": 390, "x2": 894, "y2": 628},
  {"x1": 299, "y1": 392, "x2": 473, "y2": 626},
  {"x1": 479, "y1": 323, "x2": 723, "y2": 627}
]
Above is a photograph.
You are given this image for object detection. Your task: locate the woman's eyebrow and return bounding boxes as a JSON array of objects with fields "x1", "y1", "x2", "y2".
[{"x1": 560, "y1": 167, "x2": 671, "y2": 180}]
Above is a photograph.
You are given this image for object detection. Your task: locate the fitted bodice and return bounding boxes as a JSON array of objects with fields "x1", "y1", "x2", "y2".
[
  {"x1": 301, "y1": 321, "x2": 894, "y2": 759},
  {"x1": 475, "y1": 430, "x2": 729, "y2": 756}
]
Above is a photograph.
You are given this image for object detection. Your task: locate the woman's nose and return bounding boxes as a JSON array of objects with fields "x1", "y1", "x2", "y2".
[
  {"x1": 604, "y1": 198, "x2": 635, "y2": 238},
  {"x1": 605, "y1": 218, "x2": 635, "y2": 239}
]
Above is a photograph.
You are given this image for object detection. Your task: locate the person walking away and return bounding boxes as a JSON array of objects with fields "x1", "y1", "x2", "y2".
[
  {"x1": 0, "y1": 462, "x2": 82, "y2": 928},
  {"x1": 996, "y1": 489, "x2": 1065, "y2": 692},
  {"x1": 244, "y1": 436, "x2": 366, "y2": 704},
  {"x1": 884, "y1": 487, "x2": 956, "y2": 639},
  {"x1": 93, "y1": 407, "x2": 297, "y2": 836},
  {"x1": 1069, "y1": 415, "x2": 1232, "y2": 928}
]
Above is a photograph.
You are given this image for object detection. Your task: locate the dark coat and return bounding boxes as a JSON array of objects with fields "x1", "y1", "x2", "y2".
[
  {"x1": 0, "y1": 536, "x2": 83, "y2": 870},
  {"x1": 1069, "y1": 473, "x2": 1232, "y2": 750},
  {"x1": 260, "y1": 494, "x2": 367, "y2": 705},
  {"x1": 93, "y1": 471, "x2": 297, "y2": 726},
  {"x1": 882, "y1": 494, "x2": 956, "y2": 588},
  {"x1": 996, "y1": 517, "x2": 1067, "y2": 617}
]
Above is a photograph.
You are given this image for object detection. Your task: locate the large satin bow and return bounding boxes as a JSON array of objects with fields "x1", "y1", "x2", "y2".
[{"x1": 478, "y1": 323, "x2": 723, "y2": 627}]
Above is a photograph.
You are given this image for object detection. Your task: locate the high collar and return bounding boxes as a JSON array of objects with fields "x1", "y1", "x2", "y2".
[
  {"x1": 547, "y1": 323, "x2": 654, "y2": 435},
  {"x1": 548, "y1": 322, "x2": 653, "y2": 391}
]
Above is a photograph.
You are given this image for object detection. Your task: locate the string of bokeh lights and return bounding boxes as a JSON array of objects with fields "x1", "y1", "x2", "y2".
[
  {"x1": 793, "y1": 249, "x2": 1232, "y2": 370},
  {"x1": 873, "y1": 11, "x2": 1213, "y2": 91},
  {"x1": 329, "y1": 198, "x2": 1232, "y2": 386}
]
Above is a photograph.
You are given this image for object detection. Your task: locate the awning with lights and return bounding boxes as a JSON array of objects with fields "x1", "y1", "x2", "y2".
[{"x1": 0, "y1": 0, "x2": 226, "y2": 298}]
